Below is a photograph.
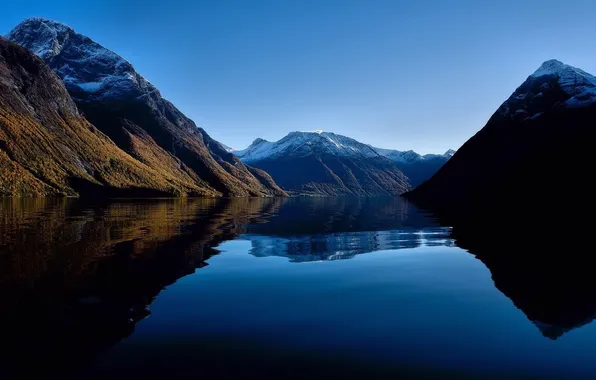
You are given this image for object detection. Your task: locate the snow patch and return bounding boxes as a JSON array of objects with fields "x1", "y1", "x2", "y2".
[
  {"x1": 302, "y1": 130, "x2": 325, "y2": 134},
  {"x1": 77, "y1": 81, "x2": 103, "y2": 92}
]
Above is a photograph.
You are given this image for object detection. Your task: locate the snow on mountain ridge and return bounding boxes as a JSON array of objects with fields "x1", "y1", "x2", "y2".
[
  {"x1": 235, "y1": 131, "x2": 381, "y2": 162},
  {"x1": 531, "y1": 59, "x2": 596, "y2": 108},
  {"x1": 500, "y1": 59, "x2": 596, "y2": 115},
  {"x1": 531, "y1": 59, "x2": 593, "y2": 81},
  {"x1": 494, "y1": 59, "x2": 596, "y2": 122},
  {"x1": 235, "y1": 131, "x2": 454, "y2": 164},
  {"x1": 373, "y1": 147, "x2": 454, "y2": 163},
  {"x1": 7, "y1": 18, "x2": 156, "y2": 101},
  {"x1": 6, "y1": 18, "x2": 71, "y2": 58}
]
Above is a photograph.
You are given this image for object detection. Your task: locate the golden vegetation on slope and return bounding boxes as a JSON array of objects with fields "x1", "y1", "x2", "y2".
[
  {"x1": 124, "y1": 130, "x2": 219, "y2": 195},
  {"x1": 0, "y1": 38, "x2": 222, "y2": 197},
  {"x1": 0, "y1": 197, "x2": 285, "y2": 292},
  {"x1": 75, "y1": 101, "x2": 289, "y2": 197},
  {"x1": 0, "y1": 150, "x2": 55, "y2": 195}
]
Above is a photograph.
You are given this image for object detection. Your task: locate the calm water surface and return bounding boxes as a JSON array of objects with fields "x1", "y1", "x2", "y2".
[{"x1": 0, "y1": 197, "x2": 595, "y2": 379}]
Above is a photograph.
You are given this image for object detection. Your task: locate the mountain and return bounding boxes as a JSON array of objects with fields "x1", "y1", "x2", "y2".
[
  {"x1": 235, "y1": 130, "x2": 410, "y2": 196},
  {"x1": 0, "y1": 37, "x2": 212, "y2": 197},
  {"x1": 7, "y1": 18, "x2": 285, "y2": 197},
  {"x1": 373, "y1": 147, "x2": 455, "y2": 187},
  {"x1": 405, "y1": 59, "x2": 595, "y2": 224}
]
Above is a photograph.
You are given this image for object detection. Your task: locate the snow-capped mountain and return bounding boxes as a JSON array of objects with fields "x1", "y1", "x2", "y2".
[
  {"x1": 371, "y1": 147, "x2": 455, "y2": 187},
  {"x1": 407, "y1": 59, "x2": 596, "y2": 222},
  {"x1": 235, "y1": 130, "x2": 380, "y2": 163},
  {"x1": 242, "y1": 227, "x2": 451, "y2": 263},
  {"x1": 234, "y1": 131, "x2": 454, "y2": 191},
  {"x1": 234, "y1": 131, "x2": 410, "y2": 196},
  {"x1": 7, "y1": 18, "x2": 285, "y2": 197},
  {"x1": 373, "y1": 147, "x2": 455, "y2": 163},
  {"x1": 7, "y1": 18, "x2": 155, "y2": 102},
  {"x1": 495, "y1": 59, "x2": 596, "y2": 122}
]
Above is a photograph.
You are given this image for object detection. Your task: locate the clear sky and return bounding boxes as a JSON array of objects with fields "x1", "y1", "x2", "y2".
[{"x1": 3, "y1": 0, "x2": 596, "y2": 154}]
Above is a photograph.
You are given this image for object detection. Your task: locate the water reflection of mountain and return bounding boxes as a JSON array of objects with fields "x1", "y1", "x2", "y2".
[
  {"x1": 2, "y1": 195, "x2": 590, "y2": 378},
  {"x1": 237, "y1": 197, "x2": 453, "y2": 262},
  {"x1": 244, "y1": 229, "x2": 453, "y2": 262},
  {"x1": 0, "y1": 197, "x2": 285, "y2": 377},
  {"x1": 452, "y1": 222, "x2": 596, "y2": 340},
  {"x1": 0, "y1": 196, "x2": 450, "y2": 377}
]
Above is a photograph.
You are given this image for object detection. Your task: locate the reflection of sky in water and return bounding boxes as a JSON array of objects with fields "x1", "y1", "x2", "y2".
[
  {"x1": 3, "y1": 197, "x2": 596, "y2": 378},
  {"x1": 241, "y1": 227, "x2": 454, "y2": 262},
  {"x1": 103, "y1": 242, "x2": 596, "y2": 379}
]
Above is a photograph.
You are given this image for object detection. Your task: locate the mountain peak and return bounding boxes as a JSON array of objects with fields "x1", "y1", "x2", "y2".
[
  {"x1": 235, "y1": 131, "x2": 380, "y2": 163},
  {"x1": 531, "y1": 59, "x2": 568, "y2": 78},
  {"x1": 530, "y1": 59, "x2": 594, "y2": 83},
  {"x1": 252, "y1": 137, "x2": 268, "y2": 145},
  {"x1": 444, "y1": 149, "x2": 456, "y2": 157},
  {"x1": 18, "y1": 17, "x2": 70, "y2": 29},
  {"x1": 8, "y1": 18, "x2": 155, "y2": 101},
  {"x1": 8, "y1": 18, "x2": 73, "y2": 59},
  {"x1": 496, "y1": 59, "x2": 596, "y2": 119}
]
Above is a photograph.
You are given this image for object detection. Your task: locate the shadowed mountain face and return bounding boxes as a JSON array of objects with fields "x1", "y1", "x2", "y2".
[
  {"x1": 405, "y1": 59, "x2": 594, "y2": 224},
  {"x1": 401, "y1": 59, "x2": 596, "y2": 339},
  {"x1": 0, "y1": 38, "x2": 197, "y2": 197},
  {"x1": 7, "y1": 18, "x2": 285, "y2": 197}
]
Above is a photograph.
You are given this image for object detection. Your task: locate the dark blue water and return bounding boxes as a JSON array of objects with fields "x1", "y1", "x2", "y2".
[{"x1": 0, "y1": 197, "x2": 594, "y2": 379}]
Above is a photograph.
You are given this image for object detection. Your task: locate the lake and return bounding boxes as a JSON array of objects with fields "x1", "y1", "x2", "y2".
[{"x1": 0, "y1": 197, "x2": 595, "y2": 379}]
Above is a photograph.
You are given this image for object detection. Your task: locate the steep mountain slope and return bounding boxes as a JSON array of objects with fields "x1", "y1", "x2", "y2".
[
  {"x1": 0, "y1": 37, "x2": 213, "y2": 197},
  {"x1": 405, "y1": 59, "x2": 594, "y2": 223},
  {"x1": 235, "y1": 131, "x2": 410, "y2": 196},
  {"x1": 373, "y1": 147, "x2": 454, "y2": 187},
  {"x1": 7, "y1": 18, "x2": 285, "y2": 197}
]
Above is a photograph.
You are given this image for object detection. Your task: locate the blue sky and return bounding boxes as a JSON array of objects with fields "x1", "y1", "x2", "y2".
[{"x1": 3, "y1": 0, "x2": 596, "y2": 154}]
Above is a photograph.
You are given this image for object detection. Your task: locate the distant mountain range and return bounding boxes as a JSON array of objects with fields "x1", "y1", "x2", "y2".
[
  {"x1": 234, "y1": 131, "x2": 410, "y2": 196},
  {"x1": 3, "y1": 18, "x2": 285, "y2": 197},
  {"x1": 234, "y1": 131, "x2": 453, "y2": 194},
  {"x1": 373, "y1": 147, "x2": 455, "y2": 187}
]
